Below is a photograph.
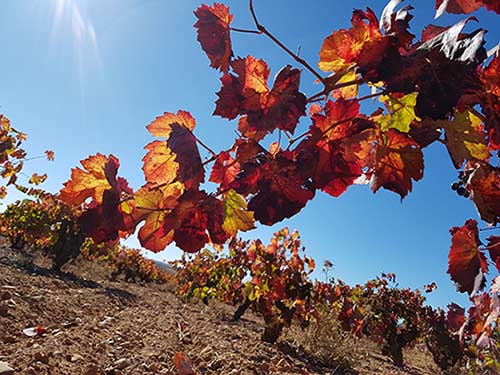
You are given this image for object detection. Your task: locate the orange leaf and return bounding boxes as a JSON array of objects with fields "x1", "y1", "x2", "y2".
[
  {"x1": 59, "y1": 153, "x2": 122, "y2": 206},
  {"x1": 144, "y1": 111, "x2": 204, "y2": 190},
  {"x1": 173, "y1": 352, "x2": 197, "y2": 375},
  {"x1": 318, "y1": 8, "x2": 381, "y2": 73}
]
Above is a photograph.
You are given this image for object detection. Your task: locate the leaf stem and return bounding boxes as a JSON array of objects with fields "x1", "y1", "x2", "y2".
[
  {"x1": 231, "y1": 27, "x2": 262, "y2": 34},
  {"x1": 249, "y1": 0, "x2": 325, "y2": 84},
  {"x1": 195, "y1": 137, "x2": 217, "y2": 157}
]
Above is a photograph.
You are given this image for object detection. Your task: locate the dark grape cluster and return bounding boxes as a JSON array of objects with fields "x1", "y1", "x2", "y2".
[{"x1": 451, "y1": 170, "x2": 471, "y2": 198}]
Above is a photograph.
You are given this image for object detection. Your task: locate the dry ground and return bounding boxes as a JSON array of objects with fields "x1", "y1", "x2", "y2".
[{"x1": 0, "y1": 242, "x2": 441, "y2": 375}]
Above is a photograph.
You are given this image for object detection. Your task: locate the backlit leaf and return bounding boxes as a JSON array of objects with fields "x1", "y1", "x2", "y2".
[
  {"x1": 222, "y1": 189, "x2": 255, "y2": 236},
  {"x1": 447, "y1": 219, "x2": 487, "y2": 295},
  {"x1": 194, "y1": 3, "x2": 233, "y2": 73},
  {"x1": 319, "y1": 8, "x2": 381, "y2": 73}
]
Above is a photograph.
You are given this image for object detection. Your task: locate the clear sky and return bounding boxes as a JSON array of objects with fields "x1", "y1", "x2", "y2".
[{"x1": 0, "y1": 0, "x2": 499, "y2": 308}]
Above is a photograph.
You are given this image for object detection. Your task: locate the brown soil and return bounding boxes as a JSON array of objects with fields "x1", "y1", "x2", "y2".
[{"x1": 0, "y1": 242, "x2": 440, "y2": 375}]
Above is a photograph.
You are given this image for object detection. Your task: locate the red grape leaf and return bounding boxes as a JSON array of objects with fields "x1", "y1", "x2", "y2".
[
  {"x1": 448, "y1": 219, "x2": 487, "y2": 295},
  {"x1": 214, "y1": 57, "x2": 306, "y2": 139},
  {"x1": 435, "y1": 0, "x2": 500, "y2": 17},
  {"x1": 319, "y1": 8, "x2": 381, "y2": 73},
  {"x1": 447, "y1": 302, "x2": 466, "y2": 331},
  {"x1": 173, "y1": 351, "x2": 197, "y2": 375},
  {"x1": 209, "y1": 151, "x2": 240, "y2": 190},
  {"x1": 480, "y1": 56, "x2": 500, "y2": 150},
  {"x1": 435, "y1": 0, "x2": 482, "y2": 18},
  {"x1": 144, "y1": 111, "x2": 204, "y2": 190},
  {"x1": 232, "y1": 151, "x2": 315, "y2": 225},
  {"x1": 194, "y1": 3, "x2": 233, "y2": 73},
  {"x1": 469, "y1": 163, "x2": 500, "y2": 225},
  {"x1": 486, "y1": 236, "x2": 500, "y2": 272},
  {"x1": 380, "y1": 1, "x2": 415, "y2": 49},
  {"x1": 166, "y1": 190, "x2": 229, "y2": 253},
  {"x1": 314, "y1": 141, "x2": 363, "y2": 197},
  {"x1": 370, "y1": 129, "x2": 424, "y2": 199},
  {"x1": 146, "y1": 110, "x2": 195, "y2": 137},
  {"x1": 468, "y1": 292, "x2": 492, "y2": 335}
]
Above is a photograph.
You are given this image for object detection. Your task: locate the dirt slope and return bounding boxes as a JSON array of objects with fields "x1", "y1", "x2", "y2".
[{"x1": 0, "y1": 243, "x2": 440, "y2": 375}]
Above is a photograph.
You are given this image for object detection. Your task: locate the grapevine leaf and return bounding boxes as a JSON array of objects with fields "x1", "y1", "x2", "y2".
[
  {"x1": 486, "y1": 236, "x2": 500, "y2": 272},
  {"x1": 142, "y1": 140, "x2": 177, "y2": 187},
  {"x1": 209, "y1": 151, "x2": 240, "y2": 190},
  {"x1": 222, "y1": 189, "x2": 255, "y2": 236},
  {"x1": 480, "y1": 56, "x2": 500, "y2": 150},
  {"x1": 370, "y1": 129, "x2": 424, "y2": 199},
  {"x1": 146, "y1": 110, "x2": 196, "y2": 137},
  {"x1": 379, "y1": 93, "x2": 419, "y2": 133},
  {"x1": 469, "y1": 164, "x2": 500, "y2": 225},
  {"x1": 59, "y1": 153, "x2": 122, "y2": 206},
  {"x1": 194, "y1": 3, "x2": 233, "y2": 73},
  {"x1": 441, "y1": 110, "x2": 489, "y2": 168},
  {"x1": 447, "y1": 219, "x2": 487, "y2": 295},
  {"x1": 214, "y1": 57, "x2": 306, "y2": 139},
  {"x1": 123, "y1": 183, "x2": 184, "y2": 252},
  {"x1": 318, "y1": 8, "x2": 381, "y2": 73},
  {"x1": 214, "y1": 56, "x2": 270, "y2": 120},
  {"x1": 447, "y1": 303, "x2": 466, "y2": 331},
  {"x1": 435, "y1": 0, "x2": 482, "y2": 18},
  {"x1": 232, "y1": 151, "x2": 315, "y2": 225},
  {"x1": 314, "y1": 141, "x2": 363, "y2": 197},
  {"x1": 435, "y1": 0, "x2": 500, "y2": 17},
  {"x1": 331, "y1": 70, "x2": 360, "y2": 100},
  {"x1": 144, "y1": 111, "x2": 204, "y2": 190}
]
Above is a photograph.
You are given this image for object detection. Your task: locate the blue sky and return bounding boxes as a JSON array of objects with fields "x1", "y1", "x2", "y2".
[{"x1": 0, "y1": 0, "x2": 499, "y2": 307}]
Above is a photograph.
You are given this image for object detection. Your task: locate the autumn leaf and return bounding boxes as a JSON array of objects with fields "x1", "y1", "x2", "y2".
[
  {"x1": 435, "y1": 0, "x2": 500, "y2": 17},
  {"x1": 435, "y1": 0, "x2": 482, "y2": 18},
  {"x1": 468, "y1": 163, "x2": 500, "y2": 225},
  {"x1": 173, "y1": 351, "x2": 197, "y2": 375},
  {"x1": 29, "y1": 173, "x2": 47, "y2": 185},
  {"x1": 480, "y1": 56, "x2": 500, "y2": 150},
  {"x1": 486, "y1": 236, "x2": 500, "y2": 272},
  {"x1": 379, "y1": 93, "x2": 419, "y2": 133},
  {"x1": 448, "y1": 219, "x2": 487, "y2": 295},
  {"x1": 144, "y1": 111, "x2": 204, "y2": 190},
  {"x1": 44, "y1": 150, "x2": 55, "y2": 161},
  {"x1": 232, "y1": 151, "x2": 315, "y2": 225},
  {"x1": 194, "y1": 3, "x2": 233, "y2": 73},
  {"x1": 122, "y1": 183, "x2": 184, "y2": 252},
  {"x1": 447, "y1": 303, "x2": 466, "y2": 331},
  {"x1": 331, "y1": 70, "x2": 360, "y2": 100},
  {"x1": 441, "y1": 110, "x2": 489, "y2": 168},
  {"x1": 214, "y1": 56, "x2": 306, "y2": 139},
  {"x1": 59, "y1": 153, "x2": 121, "y2": 206},
  {"x1": 370, "y1": 129, "x2": 424, "y2": 199},
  {"x1": 209, "y1": 151, "x2": 240, "y2": 190},
  {"x1": 222, "y1": 189, "x2": 255, "y2": 236},
  {"x1": 319, "y1": 8, "x2": 381, "y2": 73}
]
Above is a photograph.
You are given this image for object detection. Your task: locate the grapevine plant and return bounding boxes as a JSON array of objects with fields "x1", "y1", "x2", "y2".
[
  {"x1": 51, "y1": 0, "x2": 500, "y2": 358},
  {"x1": 0, "y1": 0, "x2": 499, "y2": 370}
]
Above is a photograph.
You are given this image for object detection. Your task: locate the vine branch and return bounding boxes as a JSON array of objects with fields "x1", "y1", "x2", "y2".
[{"x1": 249, "y1": 0, "x2": 325, "y2": 84}]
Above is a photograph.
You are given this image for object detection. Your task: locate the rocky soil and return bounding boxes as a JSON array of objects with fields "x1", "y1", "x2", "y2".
[{"x1": 0, "y1": 242, "x2": 440, "y2": 375}]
